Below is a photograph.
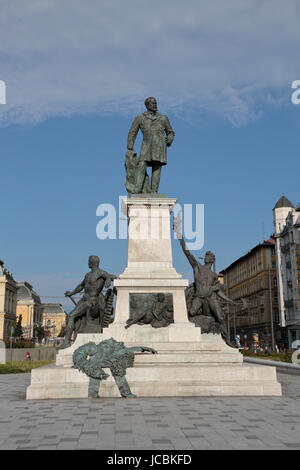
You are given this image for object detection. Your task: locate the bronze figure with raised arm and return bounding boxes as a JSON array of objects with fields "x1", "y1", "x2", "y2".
[{"x1": 174, "y1": 214, "x2": 236, "y2": 345}]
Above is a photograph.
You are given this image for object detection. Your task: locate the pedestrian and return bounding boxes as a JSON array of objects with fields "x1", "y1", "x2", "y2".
[{"x1": 26, "y1": 351, "x2": 31, "y2": 361}]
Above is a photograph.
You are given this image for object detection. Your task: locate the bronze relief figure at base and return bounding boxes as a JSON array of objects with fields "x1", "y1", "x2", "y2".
[{"x1": 126, "y1": 293, "x2": 174, "y2": 329}]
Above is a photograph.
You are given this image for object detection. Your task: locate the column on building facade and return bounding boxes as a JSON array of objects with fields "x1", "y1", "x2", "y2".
[{"x1": 0, "y1": 261, "x2": 17, "y2": 342}]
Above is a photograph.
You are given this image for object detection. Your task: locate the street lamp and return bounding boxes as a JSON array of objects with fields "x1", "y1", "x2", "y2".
[{"x1": 52, "y1": 322, "x2": 56, "y2": 345}]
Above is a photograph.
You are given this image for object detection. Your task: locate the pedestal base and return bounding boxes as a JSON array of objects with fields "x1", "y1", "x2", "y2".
[
  {"x1": 26, "y1": 195, "x2": 282, "y2": 398},
  {"x1": 26, "y1": 332, "x2": 282, "y2": 399}
]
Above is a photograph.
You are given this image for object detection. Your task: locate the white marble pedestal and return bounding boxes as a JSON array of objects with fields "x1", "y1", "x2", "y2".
[
  {"x1": 26, "y1": 330, "x2": 281, "y2": 398},
  {"x1": 26, "y1": 196, "x2": 282, "y2": 399}
]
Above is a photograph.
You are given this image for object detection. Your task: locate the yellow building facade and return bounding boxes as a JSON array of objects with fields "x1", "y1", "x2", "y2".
[
  {"x1": 16, "y1": 282, "x2": 42, "y2": 339},
  {"x1": 42, "y1": 303, "x2": 67, "y2": 342}
]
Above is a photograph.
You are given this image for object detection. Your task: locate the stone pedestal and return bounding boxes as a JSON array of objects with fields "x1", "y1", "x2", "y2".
[
  {"x1": 114, "y1": 196, "x2": 199, "y2": 339},
  {"x1": 27, "y1": 331, "x2": 281, "y2": 399},
  {"x1": 26, "y1": 195, "x2": 282, "y2": 399}
]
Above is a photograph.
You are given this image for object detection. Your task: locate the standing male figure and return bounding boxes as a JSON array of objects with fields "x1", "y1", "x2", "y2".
[
  {"x1": 174, "y1": 215, "x2": 235, "y2": 344},
  {"x1": 59, "y1": 255, "x2": 117, "y2": 349},
  {"x1": 127, "y1": 97, "x2": 175, "y2": 194}
]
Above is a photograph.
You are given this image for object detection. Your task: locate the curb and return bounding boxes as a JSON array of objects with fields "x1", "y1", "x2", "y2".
[{"x1": 244, "y1": 356, "x2": 300, "y2": 372}]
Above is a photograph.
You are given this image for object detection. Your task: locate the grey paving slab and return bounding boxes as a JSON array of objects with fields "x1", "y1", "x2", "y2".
[{"x1": 0, "y1": 370, "x2": 300, "y2": 450}]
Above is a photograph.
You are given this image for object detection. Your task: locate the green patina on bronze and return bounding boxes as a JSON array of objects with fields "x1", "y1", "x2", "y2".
[
  {"x1": 125, "y1": 97, "x2": 175, "y2": 195},
  {"x1": 73, "y1": 338, "x2": 157, "y2": 398}
]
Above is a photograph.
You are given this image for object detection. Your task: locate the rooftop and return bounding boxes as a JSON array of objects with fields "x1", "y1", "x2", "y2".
[
  {"x1": 273, "y1": 195, "x2": 294, "y2": 210},
  {"x1": 16, "y1": 281, "x2": 41, "y2": 304},
  {"x1": 221, "y1": 239, "x2": 275, "y2": 274},
  {"x1": 41, "y1": 303, "x2": 66, "y2": 314}
]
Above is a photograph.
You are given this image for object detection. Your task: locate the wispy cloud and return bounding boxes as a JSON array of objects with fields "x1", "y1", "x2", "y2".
[{"x1": 0, "y1": 0, "x2": 299, "y2": 126}]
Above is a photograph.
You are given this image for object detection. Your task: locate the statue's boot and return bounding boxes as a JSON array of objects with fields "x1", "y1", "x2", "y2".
[
  {"x1": 88, "y1": 378, "x2": 100, "y2": 398},
  {"x1": 59, "y1": 339, "x2": 72, "y2": 350},
  {"x1": 115, "y1": 376, "x2": 136, "y2": 398},
  {"x1": 58, "y1": 319, "x2": 74, "y2": 349}
]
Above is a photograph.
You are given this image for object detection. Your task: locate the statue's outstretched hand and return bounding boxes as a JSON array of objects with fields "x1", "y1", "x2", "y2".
[
  {"x1": 141, "y1": 347, "x2": 158, "y2": 355},
  {"x1": 65, "y1": 291, "x2": 71, "y2": 297}
]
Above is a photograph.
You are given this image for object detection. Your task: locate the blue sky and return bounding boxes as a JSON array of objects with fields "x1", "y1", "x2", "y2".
[{"x1": 1, "y1": 0, "x2": 300, "y2": 310}]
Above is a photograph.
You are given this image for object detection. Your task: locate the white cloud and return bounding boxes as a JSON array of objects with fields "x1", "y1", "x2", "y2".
[{"x1": 0, "y1": 0, "x2": 299, "y2": 126}]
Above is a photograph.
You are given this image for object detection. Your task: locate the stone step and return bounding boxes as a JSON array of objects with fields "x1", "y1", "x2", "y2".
[
  {"x1": 27, "y1": 380, "x2": 281, "y2": 399},
  {"x1": 58, "y1": 351, "x2": 242, "y2": 368},
  {"x1": 123, "y1": 341, "x2": 233, "y2": 351},
  {"x1": 56, "y1": 337, "x2": 241, "y2": 367},
  {"x1": 134, "y1": 352, "x2": 242, "y2": 364},
  {"x1": 57, "y1": 348, "x2": 241, "y2": 367},
  {"x1": 26, "y1": 372, "x2": 281, "y2": 400},
  {"x1": 29, "y1": 362, "x2": 277, "y2": 384},
  {"x1": 99, "y1": 379, "x2": 282, "y2": 397},
  {"x1": 26, "y1": 363, "x2": 282, "y2": 399}
]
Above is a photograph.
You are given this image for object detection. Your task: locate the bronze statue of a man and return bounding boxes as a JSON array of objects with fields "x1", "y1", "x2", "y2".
[
  {"x1": 59, "y1": 256, "x2": 117, "y2": 349},
  {"x1": 127, "y1": 97, "x2": 175, "y2": 194},
  {"x1": 174, "y1": 216, "x2": 235, "y2": 344}
]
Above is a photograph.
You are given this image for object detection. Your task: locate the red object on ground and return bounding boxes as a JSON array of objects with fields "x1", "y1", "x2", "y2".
[{"x1": 26, "y1": 352, "x2": 31, "y2": 360}]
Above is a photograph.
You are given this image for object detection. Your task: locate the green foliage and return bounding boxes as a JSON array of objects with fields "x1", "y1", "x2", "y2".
[
  {"x1": 5, "y1": 340, "x2": 35, "y2": 349},
  {"x1": 34, "y1": 324, "x2": 46, "y2": 342},
  {"x1": 241, "y1": 349, "x2": 292, "y2": 363},
  {"x1": 13, "y1": 315, "x2": 23, "y2": 338},
  {"x1": 0, "y1": 360, "x2": 54, "y2": 374}
]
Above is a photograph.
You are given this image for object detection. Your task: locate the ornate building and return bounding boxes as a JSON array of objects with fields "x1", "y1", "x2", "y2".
[
  {"x1": 273, "y1": 195, "x2": 300, "y2": 347},
  {"x1": 41, "y1": 303, "x2": 67, "y2": 342},
  {"x1": 0, "y1": 260, "x2": 17, "y2": 341},
  {"x1": 221, "y1": 239, "x2": 285, "y2": 348},
  {"x1": 16, "y1": 281, "x2": 42, "y2": 339}
]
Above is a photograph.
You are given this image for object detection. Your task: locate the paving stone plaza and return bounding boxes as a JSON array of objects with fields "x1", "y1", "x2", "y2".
[{"x1": 0, "y1": 369, "x2": 300, "y2": 450}]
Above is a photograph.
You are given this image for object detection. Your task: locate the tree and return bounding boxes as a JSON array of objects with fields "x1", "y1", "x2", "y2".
[
  {"x1": 13, "y1": 315, "x2": 23, "y2": 339},
  {"x1": 57, "y1": 325, "x2": 66, "y2": 338},
  {"x1": 34, "y1": 324, "x2": 46, "y2": 343}
]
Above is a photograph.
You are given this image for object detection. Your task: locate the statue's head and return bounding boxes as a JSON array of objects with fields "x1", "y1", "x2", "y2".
[
  {"x1": 144, "y1": 97, "x2": 157, "y2": 113},
  {"x1": 157, "y1": 293, "x2": 165, "y2": 302},
  {"x1": 85, "y1": 342, "x2": 98, "y2": 357},
  {"x1": 204, "y1": 251, "x2": 215, "y2": 265},
  {"x1": 88, "y1": 255, "x2": 100, "y2": 268}
]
